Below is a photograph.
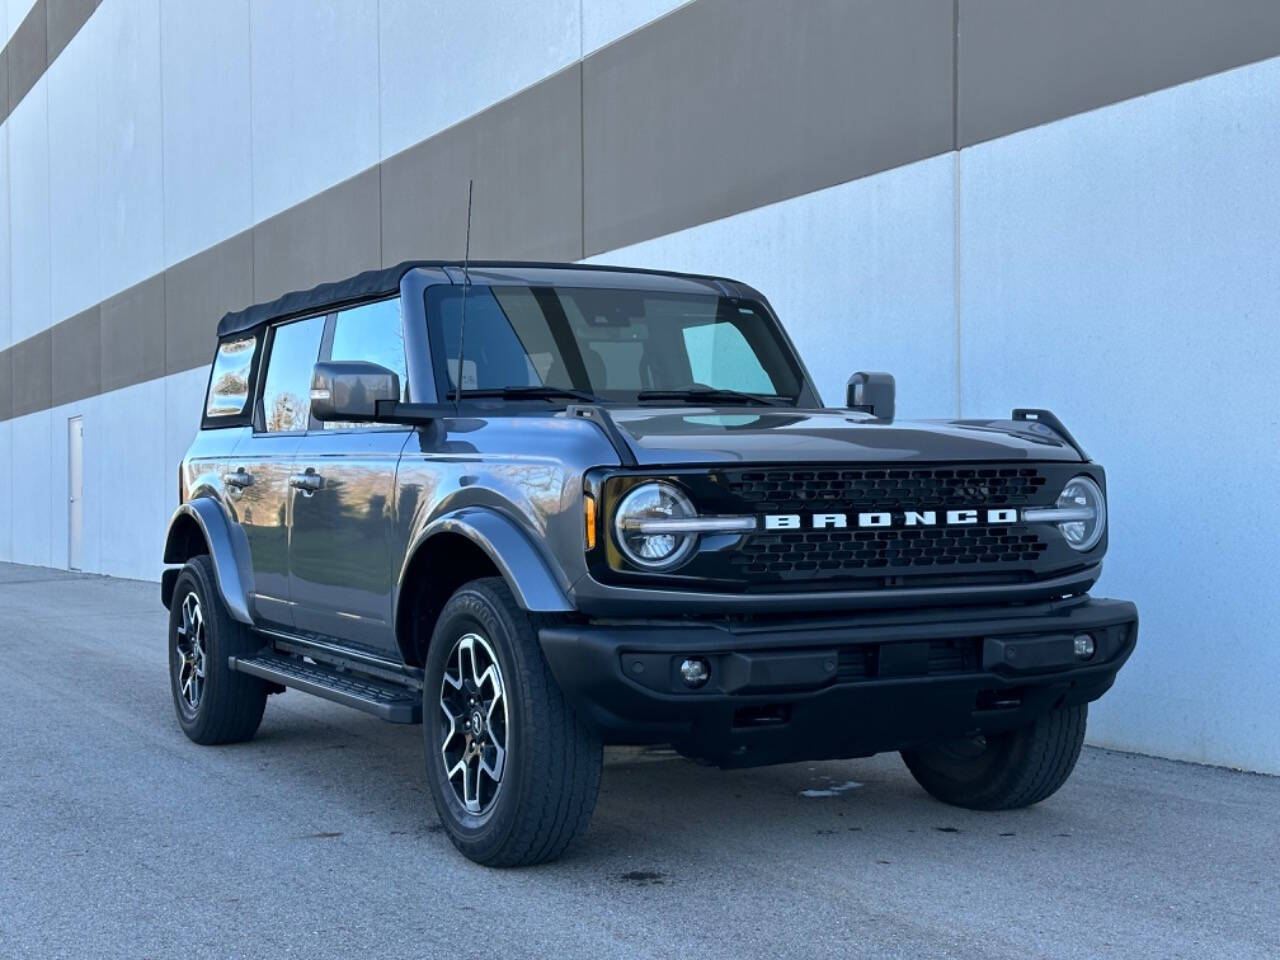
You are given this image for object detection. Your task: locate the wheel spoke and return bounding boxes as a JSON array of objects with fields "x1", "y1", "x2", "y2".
[
  {"x1": 477, "y1": 664, "x2": 500, "y2": 698},
  {"x1": 461, "y1": 638, "x2": 480, "y2": 688},
  {"x1": 480, "y1": 742, "x2": 505, "y2": 783}
]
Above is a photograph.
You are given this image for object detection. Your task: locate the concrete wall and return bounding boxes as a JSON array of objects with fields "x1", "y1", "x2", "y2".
[{"x1": 0, "y1": 0, "x2": 1276, "y2": 773}]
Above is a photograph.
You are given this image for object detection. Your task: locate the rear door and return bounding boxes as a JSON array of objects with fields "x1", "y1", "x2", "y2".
[
  {"x1": 227, "y1": 312, "x2": 327, "y2": 627},
  {"x1": 288, "y1": 298, "x2": 412, "y2": 652}
]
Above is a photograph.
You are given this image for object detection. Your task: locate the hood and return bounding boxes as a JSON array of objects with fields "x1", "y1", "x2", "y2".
[{"x1": 603, "y1": 407, "x2": 1084, "y2": 465}]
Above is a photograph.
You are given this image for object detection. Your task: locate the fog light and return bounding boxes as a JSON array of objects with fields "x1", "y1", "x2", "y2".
[
  {"x1": 680, "y1": 658, "x2": 710, "y2": 688},
  {"x1": 1073, "y1": 634, "x2": 1096, "y2": 661}
]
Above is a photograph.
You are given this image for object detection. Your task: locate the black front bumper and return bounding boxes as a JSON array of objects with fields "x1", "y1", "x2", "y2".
[{"x1": 539, "y1": 596, "x2": 1138, "y2": 768}]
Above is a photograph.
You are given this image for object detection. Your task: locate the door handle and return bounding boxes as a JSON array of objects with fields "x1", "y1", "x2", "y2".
[
  {"x1": 289, "y1": 470, "x2": 324, "y2": 495},
  {"x1": 224, "y1": 469, "x2": 254, "y2": 490}
]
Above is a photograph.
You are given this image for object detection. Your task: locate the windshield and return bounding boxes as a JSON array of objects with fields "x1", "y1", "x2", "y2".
[{"x1": 429, "y1": 285, "x2": 803, "y2": 404}]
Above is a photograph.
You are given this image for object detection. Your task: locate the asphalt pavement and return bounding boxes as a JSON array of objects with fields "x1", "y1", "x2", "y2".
[{"x1": 0, "y1": 561, "x2": 1276, "y2": 959}]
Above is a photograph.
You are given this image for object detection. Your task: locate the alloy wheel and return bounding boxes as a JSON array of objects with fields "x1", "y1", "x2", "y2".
[
  {"x1": 175, "y1": 592, "x2": 207, "y2": 714},
  {"x1": 439, "y1": 632, "x2": 508, "y2": 815}
]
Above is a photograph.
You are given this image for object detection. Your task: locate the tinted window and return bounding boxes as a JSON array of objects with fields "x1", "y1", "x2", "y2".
[
  {"x1": 431, "y1": 285, "x2": 801, "y2": 401},
  {"x1": 260, "y1": 314, "x2": 325, "y2": 433},
  {"x1": 437, "y1": 287, "x2": 541, "y2": 391},
  {"x1": 205, "y1": 335, "x2": 256, "y2": 417}
]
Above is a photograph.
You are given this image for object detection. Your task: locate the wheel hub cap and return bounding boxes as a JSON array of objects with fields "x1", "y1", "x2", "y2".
[{"x1": 439, "y1": 633, "x2": 507, "y2": 815}]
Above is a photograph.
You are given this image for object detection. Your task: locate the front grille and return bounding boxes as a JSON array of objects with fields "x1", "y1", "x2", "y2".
[
  {"x1": 709, "y1": 464, "x2": 1055, "y2": 585},
  {"x1": 731, "y1": 524, "x2": 1048, "y2": 576},
  {"x1": 595, "y1": 462, "x2": 1083, "y2": 593},
  {"x1": 723, "y1": 466, "x2": 1047, "y2": 513}
]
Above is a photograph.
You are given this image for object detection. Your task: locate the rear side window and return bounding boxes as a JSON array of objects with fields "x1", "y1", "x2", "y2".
[
  {"x1": 260, "y1": 314, "x2": 326, "y2": 433},
  {"x1": 205, "y1": 335, "x2": 257, "y2": 419}
]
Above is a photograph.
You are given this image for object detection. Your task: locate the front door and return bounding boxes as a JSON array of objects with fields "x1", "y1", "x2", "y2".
[
  {"x1": 289, "y1": 429, "x2": 409, "y2": 649},
  {"x1": 288, "y1": 297, "x2": 411, "y2": 653},
  {"x1": 228, "y1": 312, "x2": 327, "y2": 627}
]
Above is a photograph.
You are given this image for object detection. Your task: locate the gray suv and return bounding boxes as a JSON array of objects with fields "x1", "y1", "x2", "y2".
[{"x1": 162, "y1": 261, "x2": 1138, "y2": 866}]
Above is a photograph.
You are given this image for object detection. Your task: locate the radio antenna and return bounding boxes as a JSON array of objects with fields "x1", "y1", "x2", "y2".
[{"x1": 453, "y1": 178, "x2": 474, "y2": 407}]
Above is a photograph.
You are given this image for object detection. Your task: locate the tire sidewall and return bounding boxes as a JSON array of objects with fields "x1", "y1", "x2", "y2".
[
  {"x1": 422, "y1": 583, "x2": 530, "y2": 856},
  {"x1": 908, "y1": 732, "x2": 1017, "y2": 788},
  {"x1": 168, "y1": 557, "x2": 250, "y2": 742},
  {"x1": 902, "y1": 704, "x2": 1088, "y2": 809},
  {"x1": 169, "y1": 567, "x2": 211, "y2": 734}
]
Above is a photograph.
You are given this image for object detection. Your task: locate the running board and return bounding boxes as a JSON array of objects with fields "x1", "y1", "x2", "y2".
[{"x1": 229, "y1": 652, "x2": 422, "y2": 724}]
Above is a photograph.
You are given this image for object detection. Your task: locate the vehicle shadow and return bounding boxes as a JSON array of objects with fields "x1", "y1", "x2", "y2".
[{"x1": 241, "y1": 695, "x2": 1090, "y2": 869}]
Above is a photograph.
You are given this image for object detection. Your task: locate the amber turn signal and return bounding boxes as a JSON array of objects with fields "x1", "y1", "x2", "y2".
[{"x1": 584, "y1": 493, "x2": 597, "y2": 550}]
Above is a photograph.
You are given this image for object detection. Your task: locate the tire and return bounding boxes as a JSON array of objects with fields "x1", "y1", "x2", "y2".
[
  {"x1": 168, "y1": 555, "x2": 268, "y2": 745},
  {"x1": 422, "y1": 578, "x2": 602, "y2": 867},
  {"x1": 900, "y1": 704, "x2": 1087, "y2": 810}
]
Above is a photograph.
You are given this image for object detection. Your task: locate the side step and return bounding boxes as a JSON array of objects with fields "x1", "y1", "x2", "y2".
[{"x1": 229, "y1": 652, "x2": 422, "y2": 724}]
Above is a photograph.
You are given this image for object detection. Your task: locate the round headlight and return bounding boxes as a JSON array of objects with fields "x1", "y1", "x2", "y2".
[
  {"x1": 1056, "y1": 475, "x2": 1106, "y2": 551},
  {"x1": 614, "y1": 482, "x2": 698, "y2": 570}
]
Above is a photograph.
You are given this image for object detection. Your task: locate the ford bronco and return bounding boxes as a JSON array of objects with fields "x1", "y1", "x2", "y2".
[{"x1": 161, "y1": 262, "x2": 1137, "y2": 866}]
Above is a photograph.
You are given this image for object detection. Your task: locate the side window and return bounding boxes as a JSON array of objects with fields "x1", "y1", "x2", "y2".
[
  {"x1": 325, "y1": 298, "x2": 408, "y2": 429},
  {"x1": 682, "y1": 321, "x2": 775, "y2": 394},
  {"x1": 260, "y1": 314, "x2": 326, "y2": 433},
  {"x1": 205, "y1": 335, "x2": 257, "y2": 418}
]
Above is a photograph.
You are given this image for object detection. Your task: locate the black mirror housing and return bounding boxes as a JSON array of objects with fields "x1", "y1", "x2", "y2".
[
  {"x1": 310, "y1": 361, "x2": 401, "y2": 422},
  {"x1": 846, "y1": 371, "x2": 895, "y2": 419}
]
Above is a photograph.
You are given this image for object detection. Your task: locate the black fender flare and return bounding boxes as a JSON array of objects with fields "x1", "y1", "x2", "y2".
[
  {"x1": 161, "y1": 499, "x2": 256, "y2": 625},
  {"x1": 400, "y1": 507, "x2": 573, "y2": 615}
]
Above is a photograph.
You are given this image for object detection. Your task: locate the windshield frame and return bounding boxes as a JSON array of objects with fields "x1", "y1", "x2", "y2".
[{"x1": 422, "y1": 282, "x2": 816, "y2": 409}]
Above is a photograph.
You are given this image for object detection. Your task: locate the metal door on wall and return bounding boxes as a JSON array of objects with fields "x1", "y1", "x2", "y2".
[{"x1": 68, "y1": 416, "x2": 83, "y2": 571}]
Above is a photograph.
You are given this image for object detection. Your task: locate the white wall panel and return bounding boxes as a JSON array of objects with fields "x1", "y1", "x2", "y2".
[
  {"x1": 7, "y1": 75, "x2": 51, "y2": 346},
  {"x1": 378, "y1": 0, "x2": 580, "y2": 159},
  {"x1": 47, "y1": 21, "x2": 103, "y2": 322},
  {"x1": 587, "y1": 153, "x2": 958, "y2": 418},
  {"x1": 10, "y1": 409, "x2": 52, "y2": 568},
  {"x1": 958, "y1": 57, "x2": 1280, "y2": 773},
  {"x1": 250, "y1": 0, "x2": 379, "y2": 221},
  {"x1": 97, "y1": 0, "x2": 165, "y2": 298},
  {"x1": 160, "y1": 0, "x2": 252, "y2": 266},
  {"x1": 0, "y1": 420, "x2": 11, "y2": 562},
  {"x1": 582, "y1": 0, "x2": 689, "y2": 54},
  {"x1": 96, "y1": 377, "x2": 167, "y2": 581},
  {"x1": 0, "y1": 124, "x2": 11, "y2": 351}
]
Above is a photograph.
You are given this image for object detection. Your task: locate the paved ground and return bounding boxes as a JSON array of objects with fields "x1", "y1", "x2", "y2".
[{"x1": 0, "y1": 562, "x2": 1276, "y2": 960}]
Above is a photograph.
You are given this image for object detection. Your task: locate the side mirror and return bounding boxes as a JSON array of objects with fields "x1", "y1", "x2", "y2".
[
  {"x1": 310, "y1": 361, "x2": 401, "y2": 422},
  {"x1": 846, "y1": 371, "x2": 895, "y2": 419}
]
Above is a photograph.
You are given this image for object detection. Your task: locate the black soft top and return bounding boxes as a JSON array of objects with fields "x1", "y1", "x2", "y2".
[{"x1": 215, "y1": 260, "x2": 741, "y2": 339}]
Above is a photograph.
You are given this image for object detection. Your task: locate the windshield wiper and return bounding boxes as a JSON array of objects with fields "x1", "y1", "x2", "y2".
[
  {"x1": 635, "y1": 387, "x2": 790, "y2": 407},
  {"x1": 458, "y1": 386, "x2": 603, "y2": 403}
]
